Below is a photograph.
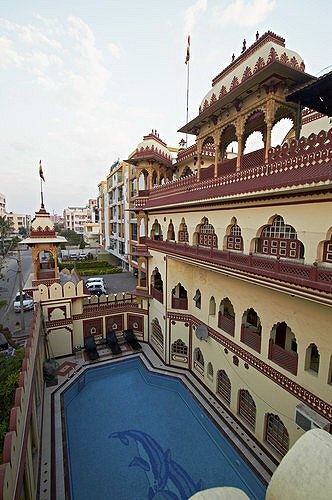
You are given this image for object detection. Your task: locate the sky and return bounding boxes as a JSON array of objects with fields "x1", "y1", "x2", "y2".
[{"x1": 0, "y1": 0, "x2": 331, "y2": 215}]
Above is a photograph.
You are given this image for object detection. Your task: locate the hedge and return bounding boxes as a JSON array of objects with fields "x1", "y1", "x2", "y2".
[
  {"x1": 60, "y1": 260, "x2": 110, "y2": 270},
  {"x1": 78, "y1": 267, "x2": 122, "y2": 276}
]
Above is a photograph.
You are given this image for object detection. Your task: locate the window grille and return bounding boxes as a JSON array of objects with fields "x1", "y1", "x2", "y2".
[
  {"x1": 217, "y1": 370, "x2": 231, "y2": 404},
  {"x1": 171, "y1": 339, "x2": 188, "y2": 356},
  {"x1": 239, "y1": 390, "x2": 256, "y2": 429},
  {"x1": 266, "y1": 414, "x2": 289, "y2": 456}
]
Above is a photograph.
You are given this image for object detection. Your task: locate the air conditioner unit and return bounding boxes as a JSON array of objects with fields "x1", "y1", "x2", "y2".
[{"x1": 295, "y1": 403, "x2": 330, "y2": 432}]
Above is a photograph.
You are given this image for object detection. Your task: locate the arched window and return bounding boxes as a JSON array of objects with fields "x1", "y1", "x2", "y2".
[
  {"x1": 238, "y1": 390, "x2": 256, "y2": 429},
  {"x1": 207, "y1": 362, "x2": 214, "y2": 379},
  {"x1": 265, "y1": 414, "x2": 289, "y2": 456},
  {"x1": 180, "y1": 166, "x2": 193, "y2": 178},
  {"x1": 218, "y1": 298, "x2": 235, "y2": 336},
  {"x1": 322, "y1": 235, "x2": 332, "y2": 263},
  {"x1": 151, "y1": 318, "x2": 163, "y2": 350},
  {"x1": 151, "y1": 268, "x2": 163, "y2": 303},
  {"x1": 209, "y1": 296, "x2": 216, "y2": 316},
  {"x1": 217, "y1": 370, "x2": 231, "y2": 404},
  {"x1": 151, "y1": 170, "x2": 158, "y2": 186},
  {"x1": 194, "y1": 348, "x2": 204, "y2": 374},
  {"x1": 241, "y1": 308, "x2": 262, "y2": 353},
  {"x1": 193, "y1": 289, "x2": 201, "y2": 309},
  {"x1": 305, "y1": 343, "x2": 320, "y2": 373},
  {"x1": 171, "y1": 339, "x2": 188, "y2": 356},
  {"x1": 269, "y1": 322, "x2": 298, "y2": 375},
  {"x1": 194, "y1": 217, "x2": 217, "y2": 248},
  {"x1": 171, "y1": 283, "x2": 188, "y2": 309},
  {"x1": 226, "y1": 221, "x2": 243, "y2": 251},
  {"x1": 178, "y1": 218, "x2": 189, "y2": 243},
  {"x1": 150, "y1": 219, "x2": 163, "y2": 241},
  {"x1": 167, "y1": 220, "x2": 175, "y2": 241},
  {"x1": 257, "y1": 215, "x2": 304, "y2": 259}
]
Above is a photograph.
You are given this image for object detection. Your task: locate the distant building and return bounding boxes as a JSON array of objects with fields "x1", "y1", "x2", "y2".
[
  {"x1": 5, "y1": 212, "x2": 31, "y2": 234},
  {"x1": 0, "y1": 193, "x2": 5, "y2": 216},
  {"x1": 63, "y1": 199, "x2": 98, "y2": 234},
  {"x1": 50, "y1": 213, "x2": 64, "y2": 226}
]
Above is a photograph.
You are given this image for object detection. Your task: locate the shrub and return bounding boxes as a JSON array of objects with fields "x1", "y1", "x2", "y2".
[{"x1": 79, "y1": 267, "x2": 122, "y2": 276}]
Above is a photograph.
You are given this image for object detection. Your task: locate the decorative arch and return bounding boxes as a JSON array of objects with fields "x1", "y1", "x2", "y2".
[
  {"x1": 171, "y1": 283, "x2": 188, "y2": 310},
  {"x1": 319, "y1": 227, "x2": 332, "y2": 263},
  {"x1": 151, "y1": 170, "x2": 158, "y2": 187},
  {"x1": 269, "y1": 321, "x2": 298, "y2": 375},
  {"x1": 265, "y1": 414, "x2": 289, "y2": 456},
  {"x1": 178, "y1": 217, "x2": 189, "y2": 243},
  {"x1": 138, "y1": 169, "x2": 149, "y2": 191},
  {"x1": 219, "y1": 124, "x2": 238, "y2": 162},
  {"x1": 305, "y1": 343, "x2": 320, "y2": 373},
  {"x1": 271, "y1": 106, "x2": 296, "y2": 147},
  {"x1": 193, "y1": 289, "x2": 201, "y2": 309},
  {"x1": 150, "y1": 219, "x2": 163, "y2": 241},
  {"x1": 167, "y1": 220, "x2": 175, "y2": 241},
  {"x1": 180, "y1": 166, "x2": 193, "y2": 178},
  {"x1": 151, "y1": 318, "x2": 163, "y2": 350},
  {"x1": 224, "y1": 217, "x2": 243, "y2": 251},
  {"x1": 241, "y1": 308, "x2": 262, "y2": 352},
  {"x1": 202, "y1": 135, "x2": 214, "y2": 148},
  {"x1": 217, "y1": 370, "x2": 231, "y2": 404},
  {"x1": 193, "y1": 347, "x2": 204, "y2": 374},
  {"x1": 238, "y1": 389, "x2": 256, "y2": 429},
  {"x1": 218, "y1": 298, "x2": 235, "y2": 336},
  {"x1": 193, "y1": 217, "x2": 217, "y2": 248},
  {"x1": 150, "y1": 267, "x2": 163, "y2": 303},
  {"x1": 209, "y1": 296, "x2": 216, "y2": 316},
  {"x1": 207, "y1": 362, "x2": 214, "y2": 379},
  {"x1": 171, "y1": 339, "x2": 188, "y2": 357},
  {"x1": 255, "y1": 215, "x2": 304, "y2": 259}
]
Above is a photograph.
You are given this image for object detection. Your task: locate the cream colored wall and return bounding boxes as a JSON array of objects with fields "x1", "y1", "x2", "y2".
[
  {"x1": 150, "y1": 199, "x2": 332, "y2": 265},
  {"x1": 48, "y1": 327, "x2": 72, "y2": 357},
  {"x1": 149, "y1": 250, "x2": 167, "y2": 361}
]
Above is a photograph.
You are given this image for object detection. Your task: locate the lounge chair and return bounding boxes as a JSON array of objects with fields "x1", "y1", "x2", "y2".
[
  {"x1": 84, "y1": 335, "x2": 100, "y2": 360},
  {"x1": 106, "y1": 329, "x2": 122, "y2": 355},
  {"x1": 124, "y1": 329, "x2": 141, "y2": 351}
]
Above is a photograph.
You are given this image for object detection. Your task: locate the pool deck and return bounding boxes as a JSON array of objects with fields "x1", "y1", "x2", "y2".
[{"x1": 38, "y1": 344, "x2": 279, "y2": 500}]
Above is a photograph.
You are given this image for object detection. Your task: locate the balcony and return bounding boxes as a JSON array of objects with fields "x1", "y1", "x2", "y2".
[
  {"x1": 146, "y1": 239, "x2": 332, "y2": 295},
  {"x1": 268, "y1": 339, "x2": 298, "y2": 375},
  {"x1": 171, "y1": 296, "x2": 188, "y2": 310},
  {"x1": 151, "y1": 286, "x2": 163, "y2": 303},
  {"x1": 218, "y1": 313, "x2": 235, "y2": 336},
  {"x1": 241, "y1": 325, "x2": 261, "y2": 353}
]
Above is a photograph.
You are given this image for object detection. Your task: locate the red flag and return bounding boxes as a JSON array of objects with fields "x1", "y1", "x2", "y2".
[
  {"x1": 39, "y1": 160, "x2": 45, "y2": 182},
  {"x1": 185, "y1": 35, "x2": 190, "y2": 64}
]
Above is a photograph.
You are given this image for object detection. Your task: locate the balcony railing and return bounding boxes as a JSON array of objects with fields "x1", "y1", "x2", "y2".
[
  {"x1": 218, "y1": 313, "x2": 235, "y2": 336},
  {"x1": 146, "y1": 239, "x2": 332, "y2": 294},
  {"x1": 151, "y1": 286, "x2": 163, "y2": 303},
  {"x1": 241, "y1": 325, "x2": 261, "y2": 353},
  {"x1": 171, "y1": 296, "x2": 188, "y2": 310},
  {"x1": 268, "y1": 339, "x2": 298, "y2": 375},
  {"x1": 135, "y1": 129, "x2": 332, "y2": 210}
]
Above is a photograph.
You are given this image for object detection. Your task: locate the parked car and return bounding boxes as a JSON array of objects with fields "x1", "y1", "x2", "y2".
[
  {"x1": 69, "y1": 252, "x2": 78, "y2": 260},
  {"x1": 86, "y1": 277, "x2": 105, "y2": 287},
  {"x1": 13, "y1": 293, "x2": 34, "y2": 312},
  {"x1": 88, "y1": 284, "x2": 107, "y2": 296},
  {"x1": 79, "y1": 252, "x2": 88, "y2": 260}
]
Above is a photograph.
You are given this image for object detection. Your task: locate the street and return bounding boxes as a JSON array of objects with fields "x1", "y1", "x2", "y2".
[{"x1": 0, "y1": 248, "x2": 33, "y2": 337}]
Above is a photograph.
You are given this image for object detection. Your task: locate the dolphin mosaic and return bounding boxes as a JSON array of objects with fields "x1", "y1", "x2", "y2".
[{"x1": 109, "y1": 429, "x2": 203, "y2": 500}]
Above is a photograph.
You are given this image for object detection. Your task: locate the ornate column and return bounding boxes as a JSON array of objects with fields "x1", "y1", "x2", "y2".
[
  {"x1": 196, "y1": 141, "x2": 202, "y2": 181},
  {"x1": 235, "y1": 117, "x2": 245, "y2": 171},
  {"x1": 265, "y1": 99, "x2": 275, "y2": 162},
  {"x1": 214, "y1": 131, "x2": 220, "y2": 177}
]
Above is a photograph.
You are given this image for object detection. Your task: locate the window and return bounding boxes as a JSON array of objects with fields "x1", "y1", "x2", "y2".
[
  {"x1": 257, "y1": 216, "x2": 303, "y2": 259},
  {"x1": 209, "y1": 296, "x2": 216, "y2": 316},
  {"x1": 323, "y1": 237, "x2": 332, "y2": 262},
  {"x1": 218, "y1": 298, "x2": 235, "y2": 336},
  {"x1": 238, "y1": 390, "x2": 256, "y2": 429},
  {"x1": 196, "y1": 218, "x2": 218, "y2": 247},
  {"x1": 305, "y1": 343, "x2": 320, "y2": 373},
  {"x1": 167, "y1": 221, "x2": 175, "y2": 241},
  {"x1": 151, "y1": 319, "x2": 163, "y2": 350},
  {"x1": 172, "y1": 339, "x2": 188, "y2": 356},
  {"x1": 265, "y1": 414, "x2": 289, "y2": 456},
  {"x1": 207, "y1": 362, "x2": 214, "y2": 379},
  {"x1": 194, "y1": 348, "x2": 204, "y2": 373},
  {"x1": 193, "y1": 289, "x2": 201, "y2": 309},
  {"x1": 217, "y1": 370, "x2": 231, "y2": 404},
  {"x1": 150, "y1": 220, "x2": 163, "y2": 241},
  {"x1": 227, "y1": 224, "x2": 243, "y2": 251},
  {"x1": 178, "y1": 218, "x2": 189, "y2": 243}
]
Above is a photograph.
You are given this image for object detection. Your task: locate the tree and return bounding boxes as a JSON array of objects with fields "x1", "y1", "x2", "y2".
[
  {"x1": 0, "y1": 216, "x2": 14, "y2": 255},
  {"x1": 79, "y1": 237, "x2": 86, "y2": 249},
  {"x1": 18, "y1": 227, "x2": 27, "y2": 237}
]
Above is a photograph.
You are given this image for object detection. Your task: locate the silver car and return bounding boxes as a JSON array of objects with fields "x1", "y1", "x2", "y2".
[{"x1": 14, "y1": 293, "x2": 34, "y2": 313}]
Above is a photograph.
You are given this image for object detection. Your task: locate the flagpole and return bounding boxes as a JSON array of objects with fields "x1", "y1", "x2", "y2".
[
  {"x1": 40, "y1": 175, "x2": 44, "y2": 208},
  {"x1": 186, "y1": 58, "x2": 190, "y2": 146}
]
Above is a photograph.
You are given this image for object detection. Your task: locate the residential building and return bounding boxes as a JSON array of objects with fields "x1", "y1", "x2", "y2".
[
  {"x1": 5, "y1": 212, "x2": 31, "y2": 234},
  {"x1": 63, "y1": 199, "x2": 97, "y2": 234},
  {"x1": 0, "y1": 193, "x2": 5, "y2": 216}
]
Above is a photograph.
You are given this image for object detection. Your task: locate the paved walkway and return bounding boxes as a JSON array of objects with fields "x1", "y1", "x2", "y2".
[{"x1": 83, "y1": 271, "x2": 137, "y2": 294}]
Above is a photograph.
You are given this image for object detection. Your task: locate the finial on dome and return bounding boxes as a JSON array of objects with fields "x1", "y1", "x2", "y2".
[
  {"x1": 256, "y1": 31, "x2": 259, "y2": 41},
  {"x1": 232, "y1": 53, "x2": 235, "y2": 62},
  {"x1": 242, "y1": 39, "x2": 246, "y2": 53}
]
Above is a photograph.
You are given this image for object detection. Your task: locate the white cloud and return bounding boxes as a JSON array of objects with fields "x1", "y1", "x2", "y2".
[
  {"x1": 0, "y1": 36, "x2": 22, "y2": 68},
  {"x1": 107, "y1": 42, "x2": 121, "y2": 58},
  {"x1": 215, "y1": 0, "x2": 275, "y2": 27},
  {"x1": 184, "y1": 0, "x2": 207, "y2": 34}
]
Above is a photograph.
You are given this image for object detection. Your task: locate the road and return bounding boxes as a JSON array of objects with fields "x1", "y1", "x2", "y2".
[{"x1": 0, "y1": 248, "x2": 33, "y2": 337}]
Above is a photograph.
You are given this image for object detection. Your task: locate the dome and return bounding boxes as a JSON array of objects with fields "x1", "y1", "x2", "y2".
[{"x1": 129, "y1": 130, "x2": 172, "y2": 165}]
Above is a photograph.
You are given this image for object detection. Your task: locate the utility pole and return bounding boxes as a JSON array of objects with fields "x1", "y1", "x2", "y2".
[{"x1": 17, "y1": 247, "x2": 25, "y2": 334}]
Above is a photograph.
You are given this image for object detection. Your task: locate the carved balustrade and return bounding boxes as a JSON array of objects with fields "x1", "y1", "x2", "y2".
[{"x1": 268, "y1": 339, "x2": 298, "y2": 375}]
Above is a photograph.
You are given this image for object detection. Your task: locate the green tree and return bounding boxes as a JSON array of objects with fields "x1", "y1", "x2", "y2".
[
  {"x1": 0, "y1": 216, "x2": 14, "y2": 255},
  {"x1": 79, "y1": 237, "x2": 86, "y2": 250},
  {"x1": 18, "y1": 227, "x2": 27, "y2": 237}
]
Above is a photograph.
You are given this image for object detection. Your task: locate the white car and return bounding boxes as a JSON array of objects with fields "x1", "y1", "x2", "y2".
[
  {"x1": 86, "y1": 277, "x2": 105, "y2": 288},
  {"x1": 14, "y1": 293, "x2": 34, "y2": 313},
  {"x1": 87, "y1": 283, "x2": 107, "y2": 296}
]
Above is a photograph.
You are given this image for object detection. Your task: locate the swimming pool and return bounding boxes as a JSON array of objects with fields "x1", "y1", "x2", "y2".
[{"x1": 63, "y1": 357, "x2": 266, "y2": 500}]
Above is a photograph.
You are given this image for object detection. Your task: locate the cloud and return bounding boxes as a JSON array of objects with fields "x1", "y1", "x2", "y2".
[
  {"x1": 0, "y1": 36, "x2": 22, "y2": 68},
  {"x1": 215, "y1": 0, "x2": 275, "y2": 26},
  {"x1": 107, "y1": 42, "x2": 121, "y2": 58},
  {"x1": 184, "y1": 0, "x2": 207, "y2": 34}
]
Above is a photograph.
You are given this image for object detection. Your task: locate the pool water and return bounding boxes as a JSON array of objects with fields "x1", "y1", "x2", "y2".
[{"x1": 63, "y1": 358, "x2": 266, "y2": 500}]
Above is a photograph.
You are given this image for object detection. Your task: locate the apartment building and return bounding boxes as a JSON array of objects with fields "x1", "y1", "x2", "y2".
[
  {"x1": 0, "y1": 193, "x2": 5, "y2": 216},
  {"x1": 5, "y1": 212, "x2": 31, "y2": 234},
  {"x1": 63, "y1": 199, "x2": 98, "y2": 234}
]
